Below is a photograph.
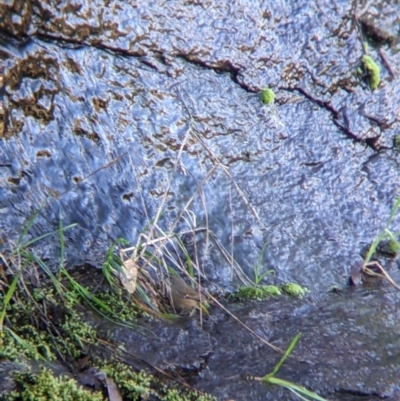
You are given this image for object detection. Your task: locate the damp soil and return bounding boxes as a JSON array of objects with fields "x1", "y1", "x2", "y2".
[{"x1": 1, "y1": 0, "x2": 400, "y2": 399}]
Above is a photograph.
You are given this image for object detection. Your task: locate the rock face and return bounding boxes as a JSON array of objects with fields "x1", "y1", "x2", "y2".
[
  {"x1": 1, "y1": 2, "x2": 400, "y2": 287},
  {"x1": 2, "y1": 0, "x2": 400, "y2": 399}
]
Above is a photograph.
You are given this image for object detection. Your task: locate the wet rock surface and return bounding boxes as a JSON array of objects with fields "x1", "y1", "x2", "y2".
[
  {"x1": 1, "y1": 0, "x2": 400, "y2": 399},
  {"x1": 1, "y1": 0, "x2": 400, "y2": 289},
  {"x1": 358, "y1": 1, "x2": 400, "y2": 47},
  {"x1": 105, "y1": 288, "x2": 400, "y2": 400}
]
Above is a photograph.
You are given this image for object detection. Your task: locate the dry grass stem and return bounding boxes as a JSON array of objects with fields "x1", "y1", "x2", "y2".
[{"x1": 363, "y1": 261, "x2": 400, "y2": 290}]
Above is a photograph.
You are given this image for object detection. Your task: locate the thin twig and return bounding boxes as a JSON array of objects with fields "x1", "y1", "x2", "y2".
[
  {"x1": 378, "y1": 49, "x2": 395, "y2": 78},
  {"x1": 208, "y1": 294, "x2": 284, "y2": 355}
]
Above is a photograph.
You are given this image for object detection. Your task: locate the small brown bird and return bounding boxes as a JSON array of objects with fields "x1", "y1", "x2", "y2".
[{"x1": 168, "y1": 274, "x2": 202, "y2": 312}]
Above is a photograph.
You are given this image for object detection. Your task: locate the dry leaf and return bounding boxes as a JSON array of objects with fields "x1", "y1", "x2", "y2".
[
  {"x1": 105, "y1": 377, "x2": 123, "y2": 401},
  {"x1": 119, "y1": 259, "x2": 138, "y2": 294}
]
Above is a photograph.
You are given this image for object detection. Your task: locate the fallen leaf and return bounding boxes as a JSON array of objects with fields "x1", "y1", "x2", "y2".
[
  {"x1": 119, "y1": 259, "x2": 138, "y2": 294},
  {"x1": 105, "y1": 376, "x2": 123, "y2": 401}
]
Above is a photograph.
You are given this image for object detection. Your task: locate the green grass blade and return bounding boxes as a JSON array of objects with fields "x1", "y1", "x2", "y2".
[
  {"x1": 386, "y1": 197, "x2": 400, "y2": 226},
  {"x1": 364, "y1": 230, "x2": 389, "y2": 263},
  {"x1": 266, "y1": 377, "x2": 330, "y2": 401},
  {"x1": 60, "y1": 268, "x2": 149, "y2": 332},
  {"x1": 254, "y1": 243, "x2": 267, "y2": 284},
  {"x1": 30, "y1": 253, "x2": 64, "y2": 295},
  {"x1": 135, "y1": 284, "x2": 159, "y2": 311},
  {"x1": 102, "y1": 263, "x2": 117, "y2": 287},
  {"x1": 288, "y1": 387, "x2": 313, "y2": 401},
  {"x1": 102, "y1": 239, "x2": 128, "y2": 286},
  {"x1": 288, "y1": 386, "x2": 329, "y2": 401},
  {"x1": 16, "y1": 210, "x2": 41, "y2": 248},
  {"x1": 61, "y1": 269, "x2": 113, "y2": 313},
  {"x1": 257, "y1": 269, "x2": 275, "y2": 283},
  {"x1": 175, "y1": 235, "x2": 194, "y2": 278},
  {"x1": 17, "y1": 223, "x2": 77, "y2": 250},
  {"x1": 365, "y1": 197, "x2": 400, "y2": 263},
  {"x1": 0, "y1": 273, "x2": 20, "y2": 331},
  {"x1": 266, "y1": 333, "x2": 301, "y2": 378},
  {"x1": 58, "y1": 216, "x2": 65, "y2": 272},
  {"x1": 385, "y1": 229, "x2": 398, "y2": 244}
]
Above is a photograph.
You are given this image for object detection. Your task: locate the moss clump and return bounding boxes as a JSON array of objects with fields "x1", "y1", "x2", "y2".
[
  {"x1": 9, "y1": 368, "x2": 105, "y2": 401},
  {"x1": 160, "y1": 387, "x2": 215, "y2": 401},
  {"x1": 101, "y1": 362, "x2": 216, "y2": 401},
  {"x1": 59, "y1": 311, "x2": 98, "y2": 358},
  {"x1": 361, "y1": 55, "x2": 380, "y2": 90},
  {"x1": 388, "y1": 239, "x2": 400, "y2": 255},
  {"x1": 0, "y1": 327, "x2": 55, "y2": 361},
  {"x1": 0, "y1": 286, "x2": 98, "y2": 361},
  {"x1": 376, "y1": 238, "x2": 400, "y2": 259},
  {"x1": 233, "y1": 282, "x2": 309, "y2": 301},
  {"x1": 101, "y1": 362, "x2": 151, "y2": 400},
  {"x1": 281, "y1": 283, "x2": 308, "y2": 298},
  {"x1": 92, "y1": 288, "x2": 143, "y2": 321},
  {"x1": 260, "y1": 88, "x2": 275, "y2": 105},
  {"x1": 233, "y1": 285, "x2": 282, "y2": 301}
]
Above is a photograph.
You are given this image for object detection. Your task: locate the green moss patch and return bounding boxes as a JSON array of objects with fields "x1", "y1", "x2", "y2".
[
  {"x1": 100, "y1": 361, "x2": 216, "y2": 401},
  {"x1": 260, "y1": 88, "x2": 275, "y2": 105},
  {"x1": 233, "y1": 285, "x2": 281, "y2": 301},
  {"x1": 361, "y1": 55, "x2": 380, "y2": 90},
  {"x1": 9, "y1": 368, "x2": 105, "y2": 401},
  {"x1": 281, "y1": 283, "x2": 308, "y2": 298},
  {"x1": 233, "y1": 282, "x2": 308, "y2": 301},
  {"x1": 1, "y1": 286, "x2": 99, "y2": 361}
]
